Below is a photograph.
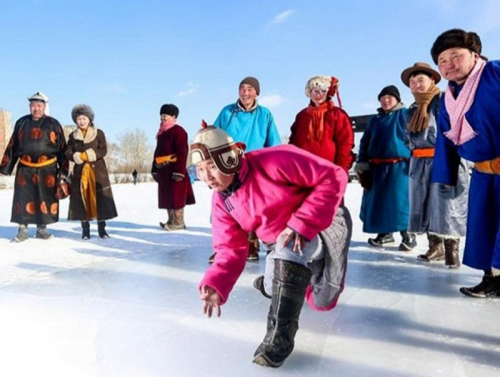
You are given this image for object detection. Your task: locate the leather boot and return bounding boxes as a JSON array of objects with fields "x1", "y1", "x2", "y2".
[
  {"x1": 417, "y1": 233, "x2": 445, "y2": 262},
  {"x1": 253, "y1": 259, "x2": 312, "y2": 368},
  {"x1": 14, "y1": 224, "x2": 29, "y2": 242},
  {"x1": 460, "y1": 271, "x2": 500, "y2": 298},
  {"x1": 444, "y1": 238, "x2": 460, "y2": 269},
  {"x1": 81, "y1": 221, "x2": 91, "y2": 240},
  {"x1": 98, "y1": 221, "x2": 109, "y2": 239},
  {"x1": 164, "y1": 209, "x2": 186, "y2": 231},
  {"x1": 247, "y1": 232, "x2": 260, "y2": 261},
  {"x1": 399, "y1": 231, "x2": 417, "y2": 251},
  {"x1": 159, "y1": 210, "x2": 174, "y2": 229},
  {"x1": 36, "y1": 224, "x2": 53, "y2": 240}
]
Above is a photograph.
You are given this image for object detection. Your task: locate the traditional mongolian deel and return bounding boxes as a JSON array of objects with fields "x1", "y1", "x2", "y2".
[
  {"x1": 0, "y1": 115, "x2": 68, "y2": 224},
  {"x1": 406, "y1": 96, "x2": 468, "y2": 236},
  {"x1": 432, "y1": 60, "x2": 500, "y2": 271},
  {"x1": 213, "y1": 102, "x2": 281, "y2": 152},
  {"x1": 289, "y1": 101, "x2": 355, "y2": 172},
  {"x1": 357, "y1": 105, "x2": 411, "y2": 233},
  {"x1": 65, "y1": 126, "x2": 118, "y2": 221},
  {"x1": 152, "y1": 124, "x2": 195, "y2": 210}
]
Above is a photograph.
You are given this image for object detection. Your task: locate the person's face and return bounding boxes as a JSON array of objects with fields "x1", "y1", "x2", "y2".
[
  {"x1": 238, "y1": 84, "x2": 258, "y2": 109},
  {"x1": 76, "y1": 115, "x2": 91, "y2": 130},
  {"x1": 437, "y1": 47, "x2": 478, "y2": 84},
  {"x1": 196, "y1": 159, "x2": 235, "y2": 192},
  {"x1": 309, "y1": 88, "x2": 328, "y2": 106},
  {"x1": 409, "y1": 74, "x2": 435, "y2": 94},
  {"x1": 379, "y1": 95, "x2": 398, "y2": 112},
  {"x1": 29, "y1": 101, "x2": 46, "y2": 120},
  {"x1": 160, "y1": 114, "x2": 176, "y2": 124}
]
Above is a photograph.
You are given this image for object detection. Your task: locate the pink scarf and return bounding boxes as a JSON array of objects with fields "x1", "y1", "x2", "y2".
[
  {"x1": 444, "y1": 57, "x2": 486, "y2": 145},
  {"x1": 156, "y1": 119, "x2": 176, "y2": 138}
]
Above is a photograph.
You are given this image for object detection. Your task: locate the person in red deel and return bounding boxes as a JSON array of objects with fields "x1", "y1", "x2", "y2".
[
  {"x1": 289, "y1": 75, "x2": 355, "y2": 175},
  {"x1": 152, "y1": 104, "x2": 195, "y2": 230}
]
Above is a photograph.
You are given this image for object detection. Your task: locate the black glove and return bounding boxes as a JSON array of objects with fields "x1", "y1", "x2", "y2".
[{"x1": 357, "y1": 171, "x2": 372, "y2": 190}]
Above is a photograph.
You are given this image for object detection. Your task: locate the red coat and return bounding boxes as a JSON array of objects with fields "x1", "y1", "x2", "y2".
[
  {"x1": 289, "y1": 101, "x2": 355, "y2": 173},
  {"x1": 152, "y1": 125, "x2": 195, "y2": 210}
]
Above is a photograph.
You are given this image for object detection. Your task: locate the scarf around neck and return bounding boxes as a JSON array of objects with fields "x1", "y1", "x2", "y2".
[
  {"x1": 156, "y1": 119, "x2": 177, "y2": 138},
  {"x1": 408, "y1": 84, "x2": 441, "y2": 133},
  {"x1": 443, "y1": 57, "x2": 486, "y2": 145},
  {"x1": 305, "y1": 100, "x2": 334, "y2": 142}
]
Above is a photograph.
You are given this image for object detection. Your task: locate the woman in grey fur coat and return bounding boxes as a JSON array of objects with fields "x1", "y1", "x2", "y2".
[
  {"x1": 401, "y1": 63, "x2": 468, "y2": 268},
  {"x1": 66, "y1": 104, "x2": 118, "y2": 239}
]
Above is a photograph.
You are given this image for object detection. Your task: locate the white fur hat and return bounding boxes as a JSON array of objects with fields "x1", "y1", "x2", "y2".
[
  {"x1": 189, "y1": 122, "x2": 245, "y2": 175},
  {"x1": 305, "y1": 76, "x2": 340, "y2": 99}
]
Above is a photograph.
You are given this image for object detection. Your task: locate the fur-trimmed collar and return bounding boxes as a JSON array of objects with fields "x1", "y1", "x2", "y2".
[{"x1": 73, "y1": 126, "x2": 98, "y2": 143}]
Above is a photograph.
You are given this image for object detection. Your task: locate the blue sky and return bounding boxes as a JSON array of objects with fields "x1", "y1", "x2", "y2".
[{"x1": 1, "y1": 0, "x2": 499, "y2": 145}]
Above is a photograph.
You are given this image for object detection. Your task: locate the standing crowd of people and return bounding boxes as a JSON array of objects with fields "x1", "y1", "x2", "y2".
[{"x1": 1, "y1": 28, "x2": 499, "y2": 368}]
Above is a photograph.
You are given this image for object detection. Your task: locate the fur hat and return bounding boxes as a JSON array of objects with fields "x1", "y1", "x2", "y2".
[
  {"x1": 28, "y1": 91, "x2": 49, "y2": 103},
  {"x1": 189, "y1": 121, "x2": 245, "y2": 175},
  {"x1": 305, "y1": 76, "x2": 340, "y2": 99},
  {"x1": 378, "y1": 85, "x2": 401, "y2": 103},
  {"x1": 431, "y1": 29, "x2": 482, "y2": 64},
  {"x1": 239, "y1": 76, "x2": 260, "y2": 95},
  {"x1": 160, "y1": 103, "x2": 179, "y2": 118},
  {"x1": 401, "y1": 62, "x2": 441, "y2": 87},
  {"x1": 71, "y1": 104, "x2": 95, "y2": 123}
]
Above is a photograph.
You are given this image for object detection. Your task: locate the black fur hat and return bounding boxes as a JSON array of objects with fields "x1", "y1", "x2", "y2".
[
  {"x1": 431, "y1": 29, "x2": 482, "y2": 64},
  {"x1": 160, "y1": 104, "x2": 179, "y2": 118},
  {"x1": 71, "y1": 104, "x2": 95, "y2": 124}
]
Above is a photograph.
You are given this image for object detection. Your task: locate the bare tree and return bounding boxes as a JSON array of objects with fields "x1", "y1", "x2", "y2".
[{"x1": 116, "y1": 129, "x2": 152, "y2": 173}]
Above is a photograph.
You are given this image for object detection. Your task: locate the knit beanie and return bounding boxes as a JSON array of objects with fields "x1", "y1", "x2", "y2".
[
  {"x1": 160, "y1": 103, "x2": 180, "y2": 118},
  {"x1": 189, "y1": 121, "x2": 245, "y2": 175},
  {"x1": 431, "y1": 29, "x2": 482, "y2": 64},
  {"x1": 239, "y1": 76, "x2": 260, "y2": 95},
  {"x1": 378, "y1": 85, "x2": 401, "y2": 103},
  {"x1": 71, "y1": 104, "x2": 95, "y2": 123}
]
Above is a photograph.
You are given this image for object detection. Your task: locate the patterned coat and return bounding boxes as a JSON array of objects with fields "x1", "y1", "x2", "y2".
[
  {"x1": 65, "y1": 126, "x2": 118, "y2": 221},
  {"x1": 0, "y1": 115, "x2": 68, "y2": 224},
  {"x1": 152, "y1": 124, "x2": 195, "y2": 210}
]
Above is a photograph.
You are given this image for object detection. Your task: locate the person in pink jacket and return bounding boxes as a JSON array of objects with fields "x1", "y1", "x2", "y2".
[{"x1": 189, "y1": 123, "x2": 350, "y2": 368}]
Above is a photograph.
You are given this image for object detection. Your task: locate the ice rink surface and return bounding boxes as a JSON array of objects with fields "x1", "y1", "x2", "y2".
[{"x1": 0, "y1": 181, "x2": 498, "y2": 377}]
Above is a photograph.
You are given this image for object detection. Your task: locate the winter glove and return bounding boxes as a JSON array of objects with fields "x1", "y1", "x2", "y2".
[
  {"x1": 152, "y1": 172, "x2": 158, "y2": 182},
  {"x1": 80, "y1": 152, "x2": 89, "y2": 162},
  {"x1": 172, "y1": 173, "x2": 184, "y2": 182},
  {"x1": 354, "y1": 162, "x2": 372, "y2": 190},
  {"x1": 357, "y1": 171, "x2": 372, "y2": 190}
]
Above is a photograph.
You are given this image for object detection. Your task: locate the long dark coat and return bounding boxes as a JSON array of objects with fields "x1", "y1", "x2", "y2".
[
  {"x1": 0, "y1": 115, "x2": 68, "y2": 224},
  {"x1": 65, "y1": 126, "x2": 118, "y2": 221},
  {"x1": 152, "y1": 124, "x2": 195, "y2": 209}
]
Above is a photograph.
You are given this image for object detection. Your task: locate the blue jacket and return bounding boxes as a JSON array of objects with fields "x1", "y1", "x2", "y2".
[{"x1": 213, "y1": 101, "x2": 281, "y2": 152}]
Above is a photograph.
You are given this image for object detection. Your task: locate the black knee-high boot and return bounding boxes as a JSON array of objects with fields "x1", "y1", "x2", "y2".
[
  {"x1": 253, "y1": 259, "x2": 312, "y2": 368},
  {"x1": 98, "y1": 221, "x2": 109, "y2": 239},
  {"x1": 81, "y1": 221, "x2": 90, "y2": 240}
]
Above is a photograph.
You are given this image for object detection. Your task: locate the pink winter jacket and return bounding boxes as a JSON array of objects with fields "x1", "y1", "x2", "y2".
[{"x1": 199, "y1": 145, "x2": 348, "y2": 304}]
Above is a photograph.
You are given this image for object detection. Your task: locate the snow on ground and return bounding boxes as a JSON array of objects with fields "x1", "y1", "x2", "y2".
[{"x1": 0, "y1": 181, "x2": 499, "y2": 377}]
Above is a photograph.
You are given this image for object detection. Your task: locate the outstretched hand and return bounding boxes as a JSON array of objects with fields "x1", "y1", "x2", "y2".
[
  {"x1": 278, "y1": 227, "x2": 307, "y2": 252},
  {"x1": 200, "y1": 285, "x2": 222, "y2": 318}
]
